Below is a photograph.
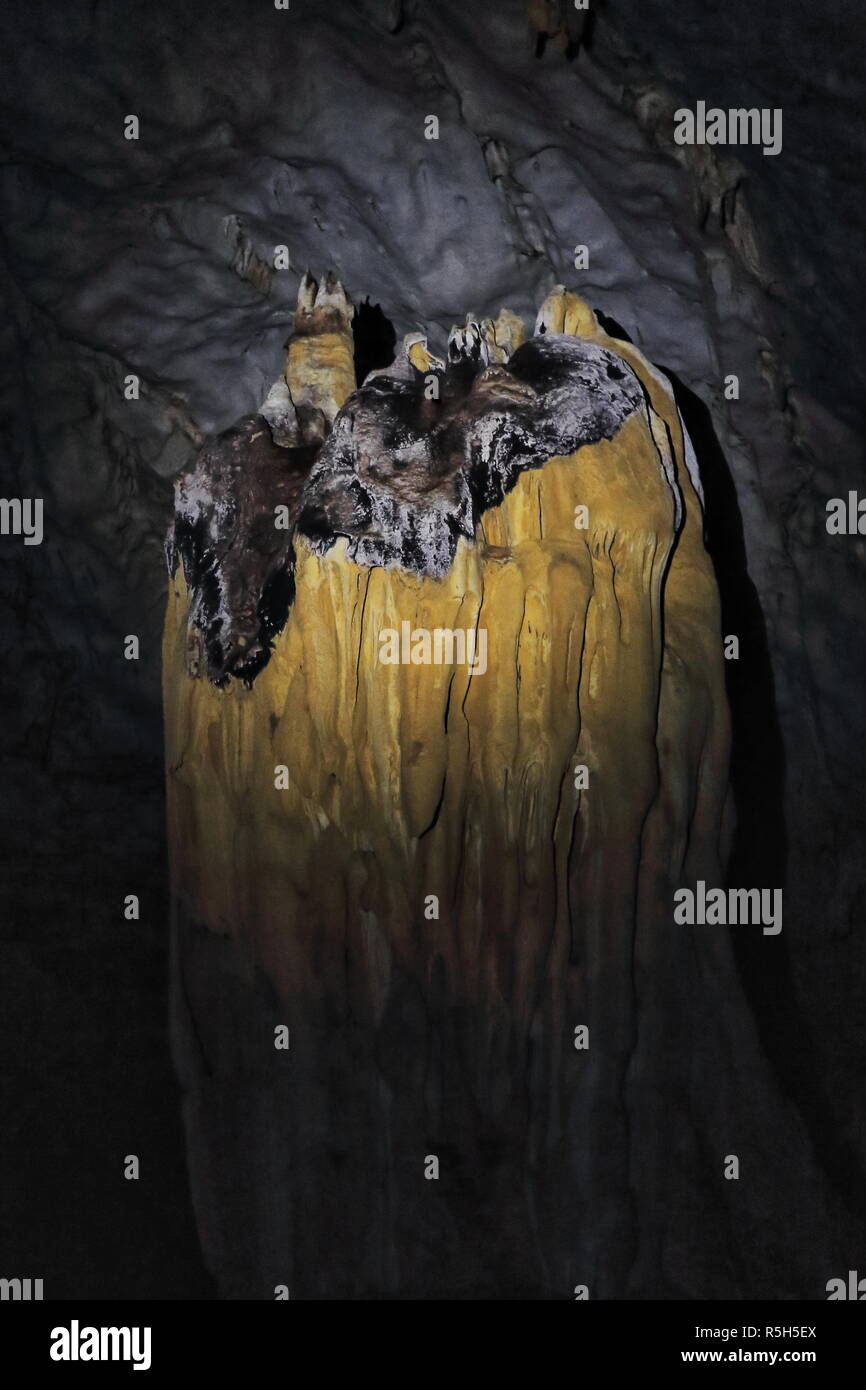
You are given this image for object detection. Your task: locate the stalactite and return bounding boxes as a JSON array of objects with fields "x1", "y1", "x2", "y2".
[{"x1": 163, "y1": 278, "x2": 833, "y2": 1299}]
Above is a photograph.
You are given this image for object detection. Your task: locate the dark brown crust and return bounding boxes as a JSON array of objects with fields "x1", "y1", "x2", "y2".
[
  {"x1": 166, "y1": 416, "x2": 316, "y2": 688},
  {"x1": 167, "y1": 332, "x2": 645, "y2": 687}
]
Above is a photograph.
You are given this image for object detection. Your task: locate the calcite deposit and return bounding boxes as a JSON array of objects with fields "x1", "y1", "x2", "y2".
[{"x1": 163, "y1": 279, "x2": 832, "y2": 1299}]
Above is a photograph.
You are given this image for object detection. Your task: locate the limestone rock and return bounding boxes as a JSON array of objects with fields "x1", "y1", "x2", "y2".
[
  {"x1": 259, "y1": 378, "x2": 300, "y2": 448},
  {"x1": 163, "y1": 284, "x2": 832, "y2": 1299},
  {"x1": 284, "y1": 271, "x2": 356, "y2": 443}
]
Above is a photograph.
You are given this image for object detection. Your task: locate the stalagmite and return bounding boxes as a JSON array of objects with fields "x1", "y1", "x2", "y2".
[
  {"x1": 283, "y1": 271, "x2": 356, "y2": 445},
  {"x1": 163, "y1": 277, "x2": 831, "y2": 1299}
]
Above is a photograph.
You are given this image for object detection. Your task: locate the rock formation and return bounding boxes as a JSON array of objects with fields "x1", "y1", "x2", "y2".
[
  {"x1": 163, "y1": 279, "x2": 833, "y2": 1298},
  {"x1": 2, "y1": 0, "x2": 863, "y2": 1304}
]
